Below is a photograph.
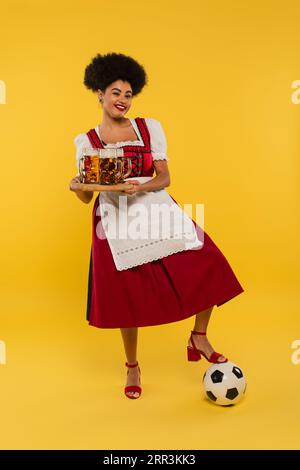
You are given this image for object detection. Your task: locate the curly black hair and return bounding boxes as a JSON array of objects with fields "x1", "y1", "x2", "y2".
[{"x1": 83, "y1": 52, "x2": 148, "y2": 96}]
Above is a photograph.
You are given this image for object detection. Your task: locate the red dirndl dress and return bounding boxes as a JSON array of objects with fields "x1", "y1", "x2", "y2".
[{"x1": 85, "y1": 117, "x2": 244, "y2": 328}]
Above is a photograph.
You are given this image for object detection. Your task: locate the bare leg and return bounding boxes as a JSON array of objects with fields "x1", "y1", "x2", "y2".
[
  {"x1": 194, "y1": 306, "x2": 214, "y2": 332},
  {"x1": 120, "y1": 327, "x2": 141, "y2": 398},
  {"x1": 187, "y1": 306, "x2": 227, "y2": 363}
]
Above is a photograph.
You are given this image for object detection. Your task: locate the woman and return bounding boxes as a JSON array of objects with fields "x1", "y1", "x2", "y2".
[{"x1": 69, "y1": 52, "x2": 244, "y2": 400}]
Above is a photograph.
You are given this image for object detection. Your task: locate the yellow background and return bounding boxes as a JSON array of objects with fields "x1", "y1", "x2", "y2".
[{"x1": 0, "y1": 0, "x2": 300, "y2": 450}]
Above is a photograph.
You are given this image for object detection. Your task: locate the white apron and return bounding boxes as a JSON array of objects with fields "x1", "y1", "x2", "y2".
[{"x1": 96, "y1": 176, "x2": 204, "y2": 271}]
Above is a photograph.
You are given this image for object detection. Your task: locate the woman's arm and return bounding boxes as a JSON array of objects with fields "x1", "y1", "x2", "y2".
[
  {"x1": 75, "y1": 189, "x2": 94, "y2": 204},
  {"x1": 145, "y1": 160, "x2": 170, "y2": 190},
  {"x1": 69, "y1": 176, "x2": 93, "y2": 204},
  {"x1": 124, "y1": 160, "x2": 170, "y2": 195}
]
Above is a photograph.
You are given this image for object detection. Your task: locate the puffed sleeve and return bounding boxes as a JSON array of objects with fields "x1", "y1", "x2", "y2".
[
  {"x1": 145, "y1": 118, "x2": 169, "y2": 161},
  {"x1": 74, "y1": 133, "x2": 90, "y2": 172}
]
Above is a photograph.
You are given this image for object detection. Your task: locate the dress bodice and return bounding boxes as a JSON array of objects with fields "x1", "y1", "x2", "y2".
[
  {"x1": 87, "y1": 117, "x2": 155, "y2": 178},
  {"x1": 74, "y1": 117, "x2": 168, "y2": 178}
]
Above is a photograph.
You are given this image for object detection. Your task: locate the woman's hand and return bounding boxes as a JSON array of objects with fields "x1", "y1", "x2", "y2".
[
  {"x1": 69, "y1": 175, "x2": 82, "y2": 192},
  {"x1": 121, "y1": 180, "x2": 142, "y2": 195},
  {"x1": 69, "y1": 175, "x2": 94, "y2": 203},
  {"x1": 107, "y1": 181, "x2": 136, "y2": 192},
  {"x1": 69, "y1": 175, "x2": 99, "y2": 193}
]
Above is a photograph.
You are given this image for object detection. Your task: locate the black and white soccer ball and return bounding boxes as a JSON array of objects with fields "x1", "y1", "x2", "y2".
[{"x1": 203, "y1": 361, "x2": 246, "y2": 406}]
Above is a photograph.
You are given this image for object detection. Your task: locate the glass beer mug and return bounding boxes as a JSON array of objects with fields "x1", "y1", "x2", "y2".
[
  {"x1": 79, "y1": 148, "x2": 100, "y2": 183},
  {"x1": 99, "y1": 148, "x2": 121, "y2": 185},
  {"x1": 79, "y1": 147, "x2": 133, "y2": 185},
  {"x1": 99, "y1": 147, "x2": 132, "y2": 184},
  {"x1": 118, "y1": 155, "x2": 133, "y2": 181}
]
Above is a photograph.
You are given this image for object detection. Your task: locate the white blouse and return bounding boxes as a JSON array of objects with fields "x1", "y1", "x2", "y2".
[{"x1": 74, "y1": 118, "x2": 168, "y2": 171}]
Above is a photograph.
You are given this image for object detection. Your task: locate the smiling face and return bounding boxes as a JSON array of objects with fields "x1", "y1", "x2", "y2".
[{"x1": 97, "y1": 80, "x2": 133, "y2": 119}]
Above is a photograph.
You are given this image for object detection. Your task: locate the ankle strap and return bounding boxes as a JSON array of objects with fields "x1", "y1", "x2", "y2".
[
  {"x1": 191, "y1": 330, "x2": 206, "y2": 336},
  {"x1": 125, "y1": 361, "x2": 139, "y2": 368}
]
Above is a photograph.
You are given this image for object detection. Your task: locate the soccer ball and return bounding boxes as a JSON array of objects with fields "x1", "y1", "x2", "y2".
[{"x1": 203, "y1": 361, "x2": 246, "y2": 406}]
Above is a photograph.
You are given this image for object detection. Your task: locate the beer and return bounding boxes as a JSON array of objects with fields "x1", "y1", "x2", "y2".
[
  {"x1": 79, "y1": 147, "x2": 133, "y2": 185},
  {"x1": 79, "y1": 148, "x2": 100, "y2": 183},
  {"x1": 99, "y1": 157, "x2": 122, "y2": 185}
]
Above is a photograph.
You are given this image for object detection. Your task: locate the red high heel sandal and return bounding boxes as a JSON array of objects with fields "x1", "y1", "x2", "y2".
[
  {"x1": 187, "y1": 330, "x2": 228, "y2": 363},
  {"x1": 124, "y1": 361, "x2": 142, "y2": 399}
]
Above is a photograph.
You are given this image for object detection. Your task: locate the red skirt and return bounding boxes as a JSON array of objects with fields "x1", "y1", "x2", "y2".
[{"x1": 86, "y1": 194, "x2": 245, "y2": 328}]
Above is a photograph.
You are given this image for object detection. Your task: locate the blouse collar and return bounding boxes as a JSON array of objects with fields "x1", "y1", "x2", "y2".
[{"x1": 94, "y1": 118, "x2": 143, "y2": 147}]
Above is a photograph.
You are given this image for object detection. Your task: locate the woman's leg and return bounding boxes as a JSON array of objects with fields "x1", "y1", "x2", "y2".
[
  {"x1": 120, "y1": 327, "x2": 141, "y2": 398},
  {"x1": 188, "y1": 306, "x2": 227, "y2": 362},
  {"x1": 193, "y1": 306, "x2": 214, "y2": 332}
]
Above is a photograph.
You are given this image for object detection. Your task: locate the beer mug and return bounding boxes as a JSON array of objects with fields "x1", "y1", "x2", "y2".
[
  {"x1": 117, "y1": 156, "x2": 133, "y2": 182},
  {"x1": 79, "y1": 147, "x2": 134, "y2": 185},
  {"x1": 99, "y1": 148, "x2": 133, "y2": 184},
  {"x1": 79, "y1": 148, "x2": 100, "y2": 183},
  {"x1": 99, "y1": 148, "x2": 122, "y2": 185}
]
